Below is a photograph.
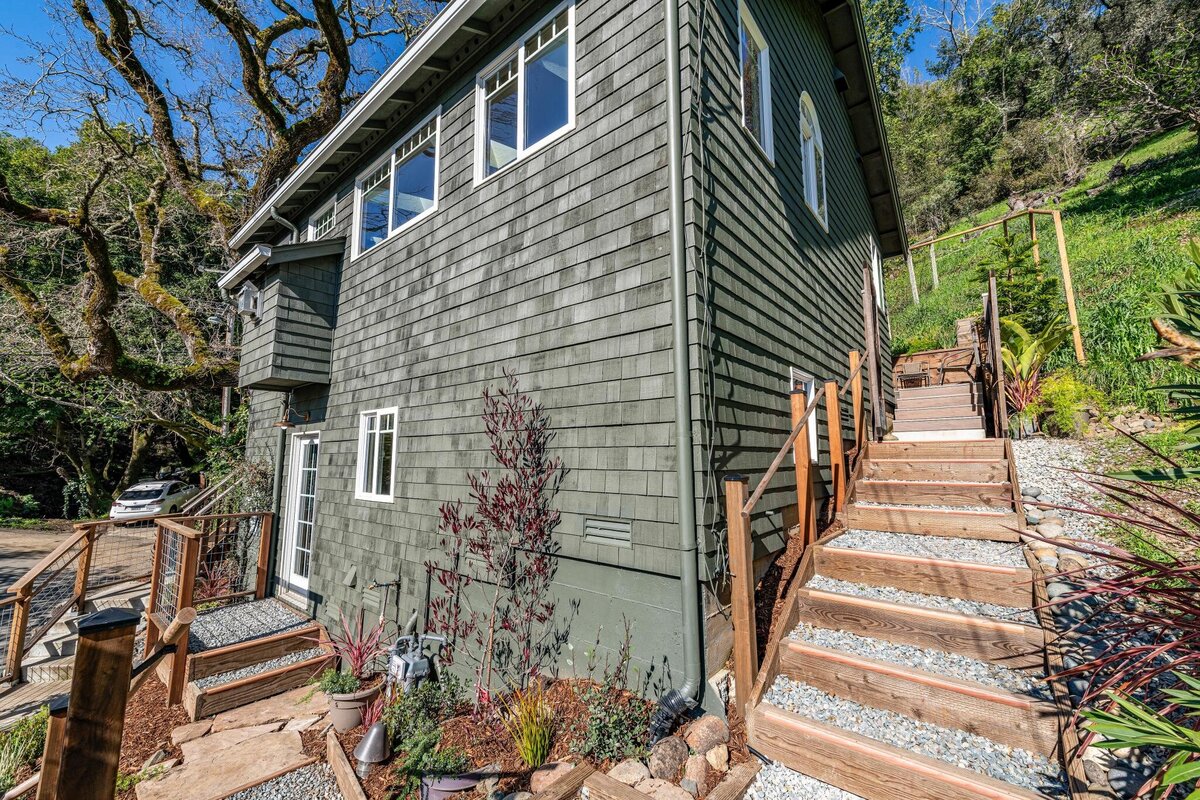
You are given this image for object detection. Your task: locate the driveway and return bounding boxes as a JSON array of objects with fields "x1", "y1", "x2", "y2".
[{"x1": 0, "y1": 526, "x2": 75, "y2": 592}]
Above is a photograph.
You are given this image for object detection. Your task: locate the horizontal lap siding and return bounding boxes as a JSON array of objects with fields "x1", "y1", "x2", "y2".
[
  {"x1": 679, "y1": 0, "x2": 891, "y2": 566},
  {"x1": 248, "y1": 0, "x2": 684, "y2": 675}
]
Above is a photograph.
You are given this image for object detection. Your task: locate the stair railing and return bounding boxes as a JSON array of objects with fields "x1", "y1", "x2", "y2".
[
  {"x1": 981, "y1": 273, "x2": 1010, "y2": 438},
  {"x1": 722, "y1": 348, "x2": 870, "y2": 711}
]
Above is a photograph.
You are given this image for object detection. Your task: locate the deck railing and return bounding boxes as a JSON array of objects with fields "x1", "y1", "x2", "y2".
[
  {"x1": 723, "y1": 346, "x2": 872, "y2": 709},
  {"x1": 2, "y1": 511, "x2": 271, "y2": 686}
]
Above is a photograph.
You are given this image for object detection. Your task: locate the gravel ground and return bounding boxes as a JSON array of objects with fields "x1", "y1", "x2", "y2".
[
  {"x1": 764, "y1": 676, "x2": 1068, "y2": 796},
  {"x1": 788, "y1": 622, "x2": 1051, "y2": 700},
  {"x1": 225, "y1": 763, "x2": 342, "y2": 800},
  {"x1": 1011, "y1": 438, "x2": 1104, "y2": 539},
  {"x1": 828, "y1": 529, "x2": 1028, "y2": 568},
  {"x1": 807, "y1": 574, "x2": 1038, "y2": 625},
  {"x1": 856, "y1": 500, "x2": 1002, "y2": 514},
  {"x1": 193, "y1": 647, "x2": 327, "y2": 690},
  {"x1": 189, "y1": 599, "x2": 309, "y2": 652},
  {"x1": 745, "y1": 761, "x2": 864, "y2": 800}
]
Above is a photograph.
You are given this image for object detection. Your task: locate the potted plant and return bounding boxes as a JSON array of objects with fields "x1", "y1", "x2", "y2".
[{"x1": 320, "y1": 610, "x2": 388, "y2": 732}]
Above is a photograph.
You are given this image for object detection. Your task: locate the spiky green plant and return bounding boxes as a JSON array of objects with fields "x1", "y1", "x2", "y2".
[
  {"x1": 1000, "y1": 315, "x2": 1073, "y2": 415},
  {"x1": 499, "y1": 682, "x2": 554, "y2": 768}
]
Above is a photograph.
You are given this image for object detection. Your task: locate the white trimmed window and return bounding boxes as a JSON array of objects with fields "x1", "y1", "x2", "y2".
[
  {"x1": 800, "y1": 92, "x2": 827, "y2": 226},
  {"x1": 789, "y1": 368, "x2": 819, "y2": 463},
  {"x1": 355, "y1": 408, "x2": 397, "y2": 501},
  {"x1": 353, "y1": 111, "x2": 441, "y2": 258},
  {"x1": 870, "y1": 236, "x2": 886, "y2": 311},
  {"x1": 476, "y1": 2, "x2": 575, "y2": 181},
  {"x1": 738, "y1": 4, "x2": 773, "y2": 159},
  {"x1": 308, "y1": 201, "x2": 335, "y2": 241}
]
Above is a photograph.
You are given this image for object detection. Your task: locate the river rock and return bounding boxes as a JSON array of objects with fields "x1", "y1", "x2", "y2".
[
  {"x1": 705, "y1": 743, "x2": 730, "y2": 772},
  {"x1": 649, "y1": 736, "x2": 689, "y2": 780},
  {"x1": 609, "y1": 759, "x2": 651, "y2": 785},
  {"x1": 682, "y1": 754, "x2": 709, "y2": 796},
  {"x1": 684, "y1": 715, "x2": 729, "y2": 755},
  {"x1": 530, "y1": 762, "x2": 574, "y2": 793}
]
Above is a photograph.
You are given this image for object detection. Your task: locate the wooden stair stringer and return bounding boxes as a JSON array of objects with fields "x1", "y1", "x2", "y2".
[{"x1": 747, "y1": 703, "x2": 1047, "y2": 800}]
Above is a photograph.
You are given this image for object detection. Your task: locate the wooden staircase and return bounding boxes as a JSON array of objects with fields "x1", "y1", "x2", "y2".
[
  {"x1": 741, "y1": 438, "x2": 1086, "y2": 799},
  {"x1": 893, "y1": 382, "x2": 987, "y2": 441}
]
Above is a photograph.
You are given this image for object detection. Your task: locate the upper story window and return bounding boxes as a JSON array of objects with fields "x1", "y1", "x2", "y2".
[
  {"x1": 353, "y1": 111, "x2": 441, "y2": 258},
  {"x1": 800, "y1": 93, "x2": 827, "y2": 227},
  {"x1": 869, "y1": 236, "x2": 885, "y2": 311},
  {"x1": 308, "y1": 201, "x2": 335, "y2": 241},
  {"x1": 476, "y1": 2, "x2": 575, "y2": 182},
  {"x1": 738, "y1": 4, "x2": 773, "y2": 160},
  {"x1": 356, "y1": 407, "x2": 397, "y2": 501}
]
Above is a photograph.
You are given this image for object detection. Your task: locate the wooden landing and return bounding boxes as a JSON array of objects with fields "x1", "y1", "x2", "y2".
[{"x1": 0, "y1": 678, "x2": 71, "y2": 729}]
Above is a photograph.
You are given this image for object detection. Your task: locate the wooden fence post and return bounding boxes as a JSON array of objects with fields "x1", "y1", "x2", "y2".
[
  {"x1": 176, "y1": 533, "x2": 201, "y2": 623},
  {"x1": 929, "y1": 243, "x2": 939, "y2": 290},
  {"x1": 255, "y1": 513, "x2": 274, "y2": 600},
  {"x1": 790, "y1": 391, "x2": 815, "y2": 547},
  {"x1": 824, "y1": 381, "x2": 846, "y2": 515},
  {"x1": 1029, "y1": 212, "x2": 1040, "y2": 264},
  {"x1": 35, "y1": 698, "x2": 68, "y2": 800},
  {"x1": 905, "y1": 249, "x2": 919, "y2": 305},
  {"x1": 849, "y1": 350, "x2": 864, "y2": 451},
  {"x1": 165, "y1": 611, "x2": 195, "y2": 707},
  {"x1": 72, "y1": 525, "x2": 97, "y2": 614},
  {"x1": 1051, "y1": 209, "x2": 1086, "y2": 364},
  {"x1": 7, "y1": 589, "x2": 30, "y2": 683},
  {"x1": 54, "y1": 608, "x2": 137, "y2": 800},
  {"x1": 723, "y1": 475, "x2": 756, "y2": 711}
]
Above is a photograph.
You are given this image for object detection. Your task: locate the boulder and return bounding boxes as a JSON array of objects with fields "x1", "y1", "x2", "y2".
[
  {"x1": 705, "y1": 743, "x2": 730, "y2": 772},
  {"x1": 683, "y1": 754, "x2": 709, "y2": 796},
  {"x1": 530, "y1": 762, "x2": 574, "y2": 794},
  {"x1": 609, "y1": 759, "x2": 651, "y2": 786},
  {"x1": 683, "y1": 715, "x2": 729, "y2": 755},
  {"x1": 649, "y1": 736, "x2": 689, "y2": 780}
]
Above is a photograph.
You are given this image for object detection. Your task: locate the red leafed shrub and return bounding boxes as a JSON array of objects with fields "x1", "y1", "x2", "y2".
[
  {"x1": 194, "y1": 559, "x2": 237, "y2": 601},
  {"x1": 425, "y1": 372, "x2": 565, "y2": 704},
  {"x1": 1036, "y1": 474, "x2": 1200, "y2": 705},
  {"x1": 327, "y1": 608, "x2": 388, "y2": 680}
]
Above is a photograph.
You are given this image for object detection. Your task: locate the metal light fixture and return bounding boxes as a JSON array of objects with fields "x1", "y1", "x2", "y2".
[
  {"x1": 353, "y1": 722, "x2": 390, "y2": 778},
  {"x1": 273, "y1": 393, "x2": 311, "y2": 428}
]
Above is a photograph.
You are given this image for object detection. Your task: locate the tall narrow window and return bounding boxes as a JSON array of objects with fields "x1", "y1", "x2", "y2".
[
  {"x1": 800, "y1": 93, "x2": 826, "y2": 226},
  {"x1": 870, "y1": 236, "x2": 885, "y2": 311},
  {"x1": 353, "y1": 111, "x2": 441, "y2": 258},
  {"x1": 308, "y1": 201, "x2": 335, "y2": 240},
  {"x1": 477, "y1": 3, "x2": 574, "y2": 181},
  {"x1": 356, "y1": 408, "x2": 397, "y2": 501},
  {"x1": 739, "y1": 5, "x2": 772, "y2": 158},
  {"x1": 789, "y1": 368, "x2": 819, "y2": 463}
]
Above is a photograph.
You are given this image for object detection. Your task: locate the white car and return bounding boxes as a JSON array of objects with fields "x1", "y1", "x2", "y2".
[{"x1": 109, "y1": 480, "x2": 199, "y2": 520}]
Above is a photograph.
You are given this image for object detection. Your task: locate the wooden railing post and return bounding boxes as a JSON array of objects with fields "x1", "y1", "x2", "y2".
[
  {"x1": 177, "y1": 533, "x2": 201, "y2": 618},
  {"x1": 164, "y1": 609, "x2": 195, "y2": 706},
  {"x1": 53, "y1": 608, "x2": 137, "y2": 800},
  {"x1": 72, "y1": 525, "x2": 97, "y2": 614},
  {"x1": 143, "y1": 525, "x2": 165, "y2": 658},
  {"x1": 790, "y1": 391, "x2": 815, "y2": 548},
  {"x1": 7, "y1": 590, "x2": 30, "y2": 683},
  {"x1": 255, "y1": 513, "x2": 274, "y2": 600},
  {"x1": 35, "y1": 698, "x2": 68, "y2": 800},
  {"x1": 723, "y1": 475, "x2": 757, "y2": 711},
  {"x1": 824, "y1": 380, "x2": 846, "y2": 514},
  {"x1": 849, "y1": 350, "x2": 864, "y2": 450}
]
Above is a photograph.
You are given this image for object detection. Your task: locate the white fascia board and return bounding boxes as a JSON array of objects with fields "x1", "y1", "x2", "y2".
[
  {"x1": 229, "y1": 0, "x2": 488, "y2": 251},
  {"x1": 218, "y1": 243, "x2": 272, "y2": 290}
]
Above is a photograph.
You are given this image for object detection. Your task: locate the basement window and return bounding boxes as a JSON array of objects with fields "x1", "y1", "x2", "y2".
[
  {"x1": 356, "y1": 407, "x2": 397, "y2": 502},
  {"x1": 738, "y1": 3, "x2": 773, "y2": 160},
  {"x1": 353, "y1": 111, "x2": 441, "y2": 258},
  {"x1": 476, "y1": 1, "x2": 575, "y2": 182}
]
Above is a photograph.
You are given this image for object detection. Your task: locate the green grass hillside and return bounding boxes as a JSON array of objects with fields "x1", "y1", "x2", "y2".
[{"x1": 885, "y1": 127, "x2": 1200, "y2": 409}]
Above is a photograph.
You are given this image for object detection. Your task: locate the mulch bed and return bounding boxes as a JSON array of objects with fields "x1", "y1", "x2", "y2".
[
  {"x1": 754, "y1": 517, "x2": 833, "y2": 661},
  {"x1": 117, "y1": 674, "x2": 191, "y2": 798}
]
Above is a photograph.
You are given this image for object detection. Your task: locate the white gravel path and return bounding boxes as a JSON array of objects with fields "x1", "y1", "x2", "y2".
[
  {"x1": 828, "y1": 529, "x2": 1028, "y2": 568},
  {"x1": 787, "y1": 623, "x2": 1051, "y2": 700},
  {"x1": 189, "y1": 599, "x2": 309, "y2": 652},
  {"x1": 193, "y1": 647, "x2": 327, "y2": 690},
  {"x1": 855, "y1": 500, "x2": 1001, "y2": 513},
  {"x1": 1011, "y1": 438, "x2": 1105, "y2": 539},
  {"x1": 807, "y1": 575, "x2": 1038, "y2": 625},
  {"x1": 763, "y1": 677, "x2": 1068, "y2": 796},
  {"x1": 745, "y1": 761, "x2": 864, "y2": 799},
  {"x1": 226, "y1": 763, "x2": 342, "y2": 800}
]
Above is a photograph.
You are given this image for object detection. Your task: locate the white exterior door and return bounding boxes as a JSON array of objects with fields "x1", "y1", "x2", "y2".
[{"x1": 283, "y1": 434, "x2": 319, "y2": 594}]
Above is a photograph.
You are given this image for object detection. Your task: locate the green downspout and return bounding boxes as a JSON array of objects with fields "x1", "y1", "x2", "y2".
[
  {"x1": 268, "y1": 395, "x2": 288, "y2": 596},
  {"x1": 664, "y1": 0, "x2": 703, "y2": 701}
]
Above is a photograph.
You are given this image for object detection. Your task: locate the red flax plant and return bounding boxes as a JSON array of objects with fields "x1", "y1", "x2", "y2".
[
  {"x1": 327, "y1": 609, "x2": 389, "y2": 680},
  {"x1": 1033, "y1": 474, "x2": 1200, "y2": 707},
  {"x1": 425, "y1": 373, "x2": 565, "y2": 706}
]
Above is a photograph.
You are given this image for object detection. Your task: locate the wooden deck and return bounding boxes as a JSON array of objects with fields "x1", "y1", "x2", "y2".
[{"x1": 0, "y1": 678, "x2": 70, "y2": 729}]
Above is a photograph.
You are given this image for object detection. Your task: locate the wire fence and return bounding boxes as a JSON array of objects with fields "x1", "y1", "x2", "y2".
[
  {"x1": 86, "y1": 520, "x2": 158, "y2": 593},
  {"x1": 154, "y1": 526, "x2": 184, "y2": 621},
  {"x1": 21, "y1": 534, "x2": 90, "y2": 653},
  {"x1": 192, "y1": 515, "x2": 264, "y2": 605},
  {"x1": 0, "y1": 597, "x2": 14, "y2": 681}
]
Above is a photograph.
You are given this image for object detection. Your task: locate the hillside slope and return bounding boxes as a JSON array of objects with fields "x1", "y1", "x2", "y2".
[{"x1": 885, "y1": 128, "x2": 1200, "y2": 408}]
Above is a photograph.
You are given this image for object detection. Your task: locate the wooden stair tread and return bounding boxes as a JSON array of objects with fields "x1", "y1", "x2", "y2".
[
  {"x1": 779, "y1": 639, "x2": 1060, "y2": 756},
  {"x1": 844, "y1": 504, "x2": 1022, "y2": 541},
  {"x1": 894, "y1": 417, "x2": 986, "y2": 433},
  {"x1": 749, "y1": 703, "x2": 1053, "y2": 800},
  {"x1": 857, "y1": 480, "x2": 1012, "y2": 509}
]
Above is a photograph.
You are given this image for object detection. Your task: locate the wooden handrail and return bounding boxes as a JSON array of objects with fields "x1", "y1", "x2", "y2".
[
  {"x1": 157, "y1": 517, "x2": 204, "y2": 539},
  {"x1": 838, "y1": 350, "x2": 868, "y2": 400},
  {"x1": 742, "y1": 392, "x2": 825, "y2": 516},
  {"x1": 7, "y1": 528, "x2": 90, "y2": 596}
]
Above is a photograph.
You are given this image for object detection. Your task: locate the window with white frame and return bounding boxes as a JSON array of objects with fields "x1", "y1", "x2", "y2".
[
  {"x1": 869, "y1": 236, "x2": 886, "y2": 311},
  {"x1": 800, "y1": 92, "x2": 826, "y2": 226},
  {"x1": 738, "y1": 4, "x2": 772, "y2": 158},
  {"x1": 356, "y1": 408, "x2": 397, "y2": 501},
  {"x1": 477, "y1": 3, "x2": 574, "y2": 180},
  {"x1": 308, "y1": 201, "x2": 335, "y2": 241},
  {"x1": 354, "y1": 113, "x2": 440, "y2": 257},
  {"x1": 789, "y1": 368, "x2": 819, "y2": 463}
]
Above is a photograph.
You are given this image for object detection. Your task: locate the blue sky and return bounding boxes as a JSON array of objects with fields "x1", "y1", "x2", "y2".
[{"x1": 2, "y1": 2, "x2": 946, "y2": 149}]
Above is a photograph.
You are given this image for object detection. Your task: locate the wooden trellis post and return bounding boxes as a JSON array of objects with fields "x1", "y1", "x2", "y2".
[
  {"x1": 825, "y1": 380, "x2": 846, "y2": 513},
  {"x1": 929, "y1": 243, "x2": 939, "y2": 289},
  {"x1": 906, "y1": 250, "x2": 919, "y2": 305},
  {"x1": 723, "y1": 475, "x2": 756, "y2": 710}
]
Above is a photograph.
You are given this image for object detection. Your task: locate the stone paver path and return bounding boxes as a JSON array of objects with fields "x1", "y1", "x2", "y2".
[{"x1": 133, "y1": 686, "x2": 330, "y2": 800}]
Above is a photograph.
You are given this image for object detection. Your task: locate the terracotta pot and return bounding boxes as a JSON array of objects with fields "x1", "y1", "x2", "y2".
[
  {"x1": 328, "y1": 682, "x2": 380, "y2": 732},
  {"x1": 420, "y1": 772, "x2": 482, "y2": 800}
]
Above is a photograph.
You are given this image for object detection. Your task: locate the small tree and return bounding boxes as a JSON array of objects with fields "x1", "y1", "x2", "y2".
[
  {"x1": 425, "y1": 373, "x2": 564, "y2": 704},
  {"x1": 976, "y1": 232, "x2": 1061, "y2": 335}
]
